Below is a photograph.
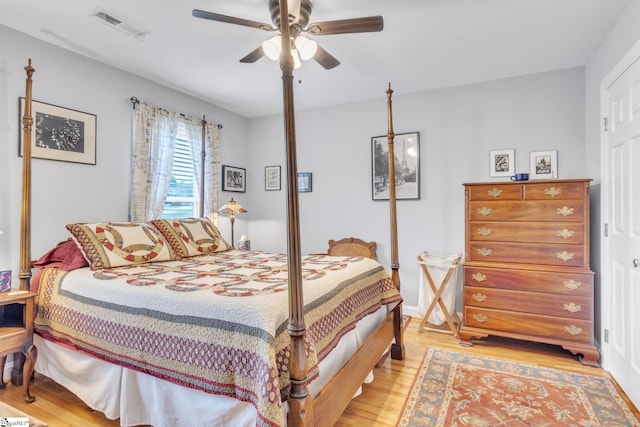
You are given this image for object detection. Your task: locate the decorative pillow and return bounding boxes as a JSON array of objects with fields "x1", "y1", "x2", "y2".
[
  {"x1": 66, "y1": 222, "x2": 175, "y2": 270},
  {"x1": 33, "y1": 238, "x2": 89, "y2": 271},
  {"x1": 150, "y1": 217, "x2": 232, "y2": 258}
]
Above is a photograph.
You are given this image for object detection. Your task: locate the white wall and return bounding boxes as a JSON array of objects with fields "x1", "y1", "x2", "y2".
[
  {"x1": 247, "y1": 68, "x2": 588, "y2": 308},
  {"x1": 0, "y1": 25, "x2": 250, "y2": 276}
]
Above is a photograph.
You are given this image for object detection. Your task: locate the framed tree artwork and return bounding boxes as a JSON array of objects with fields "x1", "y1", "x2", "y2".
[{"x1": 371, "y1": 132, "x2": 420, "y2": 200}]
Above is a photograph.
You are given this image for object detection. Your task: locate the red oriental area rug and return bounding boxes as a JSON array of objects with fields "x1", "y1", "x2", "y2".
[{"x1": 398, "y1": 348, "x2": 640, "y2": 426}]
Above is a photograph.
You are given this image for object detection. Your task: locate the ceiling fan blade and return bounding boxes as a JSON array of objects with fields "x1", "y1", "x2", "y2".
[
  {"x1": 313, "y1": 45, "x2": 340, "y2": 70},
  {"x1": 306, "y1": 16, "x2": 383, "y2": 35},
  {"x1": 240, "y1": 46, "x2": 265, "y2": 63},
  {"x1": 192, "y1": 9, "x2": 276, "y2": 31}
]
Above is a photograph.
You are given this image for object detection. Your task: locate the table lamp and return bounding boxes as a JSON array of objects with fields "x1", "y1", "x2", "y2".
[{"x1": 217, "y1": 198, "x2": 247, "y2": 247}]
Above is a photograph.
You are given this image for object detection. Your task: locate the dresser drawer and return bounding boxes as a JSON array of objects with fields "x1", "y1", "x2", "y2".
[
  {"x1": 463, "y1": 307, "x2": 593, "y2": 344},
  {"x1": 463, "y1": 266, "x2": 593, "y2": 295},
  {"x1": 467, "y1": 184, "x2": 523, "y2": 201},
  {"x1": 468, "y1": 241, "x2": 585, "y2": 266},
  {"x1": 464, "y1": 286, "x2": 592, "y2": 319},
  {"x1": 469, "y1": 200, "x2": 585, "y2": 222},
  {"x1": 524, "y1": 182, "x2": 586, "y2": 200},
  {"x1": 469, "y1": 221, "x2": 585, "y2": 244}
]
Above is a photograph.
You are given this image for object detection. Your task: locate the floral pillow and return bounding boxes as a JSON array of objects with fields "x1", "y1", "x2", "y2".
[
  {"x1": 66, "y1": 222, "x2": 175, "y2": 270},
  {"x1": 150, "y1": 217, "x2": 232, "y2": 258}
]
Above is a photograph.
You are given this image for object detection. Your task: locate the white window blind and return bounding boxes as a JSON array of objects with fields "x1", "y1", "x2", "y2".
[{"x1": 162, "y1": 122, "x2": 198, "y2": 218}]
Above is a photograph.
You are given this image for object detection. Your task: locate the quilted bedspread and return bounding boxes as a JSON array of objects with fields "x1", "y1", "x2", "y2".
[{"x1": 34, "y1": 250, "x2": 401, "y2": 427}]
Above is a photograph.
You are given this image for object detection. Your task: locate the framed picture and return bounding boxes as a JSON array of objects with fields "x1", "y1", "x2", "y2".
[
  {"x1": 222, "y1": 165, "x2": 246, "y2": 192},
  {"x1": 265, "y1": 166, "x2": 281, "y2": 191},
  {"x1": 19, "y1": 98, "x2": 97, "y2": 165},
  {"x1": 530, "y1": 150, "x2": 558, "y2": 179},
  {"x1": 489, "y1": 149, "x2": 515, "y2": 177},
  {"x1": 371, "y1": 132, "x2": 420, "y2": 200},
  {"x1": 297, "y1": 172, "x2": 312, "y2": 193}
]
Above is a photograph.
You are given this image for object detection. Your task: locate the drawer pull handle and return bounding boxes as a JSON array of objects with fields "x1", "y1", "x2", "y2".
[
  {"x1": 544, "y1": 187, "x2": 562, "y2": 197},
  {"x1": 557, "y1": 206, "x2": 575, "y2": 217},
  {"x1": 564, "y1": 325, "x2": 582, "y2": 336},
  {"x1": 477, "y1": 227, "x2": 492, "y2": 236},
  {"x1": 563, "y1": 280, "x2": 582, "y2": 290},
  {"x1": 472, "y1": 293, "x2": 488, "y2": 302},
  {"x1": 472, "y1": 313, "x2": 488, "y2": 323},
  {"x1": 477, "y1": 207, "x2": 492, "y2": 216},
  {"x1": 477, "y1": 247, "x2": 493, "y2": 257},
  {"x1": 563, "y1": 302, "x2": 582, "y2": 313},
  {"x1": 557, "y1": 229, "x2": 575, "y2": 239},
  {"x1": 488, "y1": 188, "x2": 503, "y2": 198},
  {"x1": 556, "y1": 251, "x2": 575, "y2": 262},
  {"x1": 472, "y1": 273, "x2": 487, "y2": 282}
]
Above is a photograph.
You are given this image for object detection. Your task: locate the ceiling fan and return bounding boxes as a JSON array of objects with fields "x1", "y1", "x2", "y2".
[{"x1": 192, "y1": 0, "x2": 383, "y2": 70}]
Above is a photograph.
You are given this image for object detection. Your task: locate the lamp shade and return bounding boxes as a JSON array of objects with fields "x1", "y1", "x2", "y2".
[
  {"x1": 262, "y1": 35, "x2": 281, "y2": 60},
  {"x1": 294, "y1": 36, "x2": 317, "y2": 61},
  {"x1": 217, "y1": 198, "x2": 247, "y2": 215}
]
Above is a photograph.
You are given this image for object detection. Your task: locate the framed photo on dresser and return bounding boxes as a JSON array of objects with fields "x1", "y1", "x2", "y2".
[
  {"x1": 529, "y1": 150, "x2": 558, "y2": 179},
  {"x1": 489, "y1": 149, "x2": 515, "y2": 178}
]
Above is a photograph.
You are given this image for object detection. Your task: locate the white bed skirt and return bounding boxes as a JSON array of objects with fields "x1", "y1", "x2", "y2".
[{"x1": 34, "y1": 306, "x2": 387, "y2": 426}]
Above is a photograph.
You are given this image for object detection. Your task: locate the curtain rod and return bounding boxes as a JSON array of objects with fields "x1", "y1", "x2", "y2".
[{"x1": 129, "y1": 96, "x2": 223, "y2": 129}]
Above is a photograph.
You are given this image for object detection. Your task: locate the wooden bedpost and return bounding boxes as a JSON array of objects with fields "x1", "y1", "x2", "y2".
[
  {"x1": 279, "y1": 1, "x2": 313, "y2": 426},
  {"x1": 19, "y1": 59, "x2": 35, "y2": 291},
  {"x1": 386, "y1": 84, "x2": 405, "y2": 360}
]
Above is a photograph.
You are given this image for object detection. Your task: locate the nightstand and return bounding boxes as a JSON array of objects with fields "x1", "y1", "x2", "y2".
[{"x1": 0, "y1": 290, "x2": 37, "y2": 402}]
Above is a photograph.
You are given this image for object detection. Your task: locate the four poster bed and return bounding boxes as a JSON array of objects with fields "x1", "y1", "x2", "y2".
[{"x1": 15, "y1": 4, "x2": 405, "y2": 425}]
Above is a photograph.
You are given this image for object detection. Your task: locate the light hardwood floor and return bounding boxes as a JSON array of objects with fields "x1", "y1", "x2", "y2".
[{"x1": 1, "y1": 317, "x2": 638, "y2": 426}]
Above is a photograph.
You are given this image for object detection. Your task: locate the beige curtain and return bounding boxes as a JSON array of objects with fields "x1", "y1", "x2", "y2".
[
  {"x1": 130, "y1": 100, "x2": 221, "y2": 222},
  {"x1": 183, "y1": 117, "x2": 221, "y2": 219}
]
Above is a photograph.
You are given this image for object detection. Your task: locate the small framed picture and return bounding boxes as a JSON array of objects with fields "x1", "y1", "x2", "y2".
[
  {"x1": 297, "y1": 172, "x2": 312, "y2": 193},
  {"x1": 530, "y1": 150, "x2": 558, "y2": 180},
  {"x1": 489, "y1": 149, "x2": 515, "y2": 177},
  {"x1": 222, "y1": 165, "x2": 246, "y2": 192},
  {"x1": 265, "y1": 166, "x2": 281, "y2": 191},
  {"x1": 0, "y1": 269, "x2": 11, "y2": 292}
]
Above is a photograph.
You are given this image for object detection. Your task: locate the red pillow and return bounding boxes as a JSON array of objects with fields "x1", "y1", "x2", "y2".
[{"x1": 34, "y1": 239, "x2": 89, "y2": 271}]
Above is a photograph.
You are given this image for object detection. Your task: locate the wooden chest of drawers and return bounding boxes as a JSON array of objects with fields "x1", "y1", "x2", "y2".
[{"x1": 458, "y1": 179, "x2": 599, "y2": 366}]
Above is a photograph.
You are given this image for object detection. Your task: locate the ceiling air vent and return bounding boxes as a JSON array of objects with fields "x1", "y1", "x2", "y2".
[{"x1": 92, "y1": 8, "x2": 147, "y2": 41}]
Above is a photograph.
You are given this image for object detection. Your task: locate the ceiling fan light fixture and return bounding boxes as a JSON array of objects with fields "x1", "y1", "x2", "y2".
[
  {"x1": 262, "y1": 35, "x2": 281, "y2": 60},
  {"x1": 294, "y1": 35, "x2": 317, "y2": 61}
]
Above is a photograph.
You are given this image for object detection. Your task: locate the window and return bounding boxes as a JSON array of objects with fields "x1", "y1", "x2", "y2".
[{"x1": 162, "y1": 122, "x2": 199, "y2": 218}]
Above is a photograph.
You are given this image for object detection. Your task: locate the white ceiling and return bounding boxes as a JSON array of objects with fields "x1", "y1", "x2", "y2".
[{"x1": 1, "y1": 0, "x2": 632, "y2": 118}]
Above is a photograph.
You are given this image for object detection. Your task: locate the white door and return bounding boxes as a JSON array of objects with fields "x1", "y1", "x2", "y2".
[{"x1": 602, "y1": 44, "x2": 640, "y2": 409}]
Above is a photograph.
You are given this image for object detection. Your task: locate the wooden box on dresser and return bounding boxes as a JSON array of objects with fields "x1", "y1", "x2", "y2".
[{"x1": 458, "y1": 179, "x2": 600, "y2": 367}]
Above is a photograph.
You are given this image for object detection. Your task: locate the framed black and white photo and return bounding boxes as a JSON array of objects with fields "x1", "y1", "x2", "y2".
[
  {"x1": 371, "y1": 132, "x2": 420, "y2": 200},
  {"x1": 19, "y1": 98, "x2": 96, "y2": 165},
  {"x1": 530, "y1": 150, "x2": 558, "y2": 179},
  {"x1": 489, "y1": 149, "x2": 515, "y2": 177},
  {"x1": 265, "y1": 166, "x2": 281, "y2": 191},
  {"x1": 297, "y1": 172, "x2": 312, "y2": 193},
  {"x1": 222, "y1": 165, "x2": 246, "y2": 192}
]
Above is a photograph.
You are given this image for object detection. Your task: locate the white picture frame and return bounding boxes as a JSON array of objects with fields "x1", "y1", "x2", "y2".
[
  {"x1": 529, "y1": 150, "x2": 558, "y2": 180},
  {"x1": 265, "y1": 166, "x2": 281, "y2": 191},
  {"x1": 489, "y1": 149, "x2": 515, "y2": 177}
]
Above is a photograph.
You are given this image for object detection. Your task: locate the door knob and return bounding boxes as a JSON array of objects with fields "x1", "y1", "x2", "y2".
[{"x1": 633, "y1": 259, "x2": 639, "y2": 268}]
